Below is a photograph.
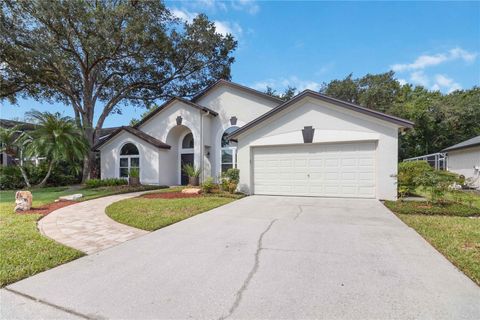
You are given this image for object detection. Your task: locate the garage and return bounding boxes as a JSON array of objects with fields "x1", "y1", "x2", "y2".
[
  {"x1": 253, "y1": 141, "x2": 376, "y2": 198},
  {"x1": 230, "y1": 90, "x2": 413, "y2": 200}
]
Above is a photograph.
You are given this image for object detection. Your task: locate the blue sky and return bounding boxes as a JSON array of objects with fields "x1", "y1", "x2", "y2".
[{"x1": 1, "y1": 0, "x2": 479, "y2": 128}]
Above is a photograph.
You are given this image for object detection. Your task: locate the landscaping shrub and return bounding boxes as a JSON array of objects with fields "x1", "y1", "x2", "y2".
[
  {"x1": 0, "y1": 166, "x2": 25, "y2": 190},
  {"x1": 220, "y1": 168, "x2": 240, "y2": 193},
  {"x1": 414, "y1": 169, "x2": 461, "y2": 203},
  {"x1": 384, "y1": 200, "x2": 480, "y2": 217},
  {"x1": 397, "y1": 161, "x2": 433, "y2": 197},
  {"x1": 85, "y1": 178, "x2": 128, "y2": 188},
  {"x1": 201, "y1": 177, "x2": 216, "y2": 193}
]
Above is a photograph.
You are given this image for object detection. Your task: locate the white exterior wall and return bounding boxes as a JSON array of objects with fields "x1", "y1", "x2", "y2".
[
  {"x1": 235, "y1": 98, "x2": 400, "y2": 200},
  {"x1": 197, "y1": 86, "x2": 279, "y2": 179},
  {"x1": 447, "y1": 146, "x2": 480, "y2": 188},
  {"x1": 139, "y1": 101, "x2": 204, "y2": 172},
  {"x1": 100, "y1": 131, "x2": 167, "y2": 185}
]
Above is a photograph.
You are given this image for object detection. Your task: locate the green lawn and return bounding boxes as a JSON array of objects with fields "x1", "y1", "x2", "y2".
[
  {"x1": 106, "y1": 192, "x2": 242, "y2": 231},
  {"x1": 385, "y1": 196, "x2": 480, "y2": 286},
  {"x1": 0, "y1": 184, "x2": 165, "y2": 287}
]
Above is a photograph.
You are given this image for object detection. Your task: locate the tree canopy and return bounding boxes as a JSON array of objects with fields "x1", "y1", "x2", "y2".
[
  {"x1": 0, "y1": 0, "x2": 237, "y2": 180},
  {"x1": 320, "y1": 72, "x2": 480, "y2": 160}
]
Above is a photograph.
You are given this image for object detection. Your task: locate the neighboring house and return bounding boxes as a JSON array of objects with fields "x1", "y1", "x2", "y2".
[
  {"x1": 0, "y1": 119, "x2": 40, "y2": 166},
  {"x1": 443, "y1": 135, "x2": 480, "y2": 189},
  {"x1": 94, "y1": 80, "x2": 413, "y2": 200}
]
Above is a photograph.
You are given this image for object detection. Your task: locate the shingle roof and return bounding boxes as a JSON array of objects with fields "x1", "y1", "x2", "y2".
[
  {"x1": 0, "y1": 119, "x2": 36, "y2": 131},
  {"x1": 93, "y1": 126, "x2": 171, "y2": 151},
  {"x1": 228, "y1": 90, "x2": 414, "y2": 139},
  {"x1": 443, "y1": 135, "x2": 480, "y2": 152}
]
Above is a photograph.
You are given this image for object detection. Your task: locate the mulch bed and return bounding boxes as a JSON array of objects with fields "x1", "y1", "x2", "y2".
[
  {"x1": 141, "y1": 192, "x2": 201, "y2": 199},
  {"x1": 16, "y1": 200, "x2": 75, "y2": 216}
]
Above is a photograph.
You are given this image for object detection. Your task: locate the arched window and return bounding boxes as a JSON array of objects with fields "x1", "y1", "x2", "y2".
[
  {"x1": 119, "y1": 143, "x2": 140, "y2": 178},
  {"x1": 182, "y1": 133, "x2": 194, "y2": 149},
  {"x1": 221, "y1": 127, "x2": 238, "y2": 173}
]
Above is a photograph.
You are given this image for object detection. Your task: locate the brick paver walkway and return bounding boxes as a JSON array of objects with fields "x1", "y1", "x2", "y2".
[{"x1": 38, "y1": 192, "x2": 149, "y2": 254}]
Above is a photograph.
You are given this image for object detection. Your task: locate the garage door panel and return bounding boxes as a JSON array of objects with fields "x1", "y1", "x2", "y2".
[{"x1": 253, "y1": 142, "x2": 376, "y2": 198}]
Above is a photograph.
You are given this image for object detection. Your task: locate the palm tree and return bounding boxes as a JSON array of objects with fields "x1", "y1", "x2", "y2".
[
  {"x1": 24, "y1": 111, "x2": 88, "y2": 187},
  {"x1": 0, "y1": 125, "x2": 31, "y2": 187}
]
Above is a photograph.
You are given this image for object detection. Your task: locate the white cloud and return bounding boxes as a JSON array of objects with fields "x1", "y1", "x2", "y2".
[
  {"x1": 390, "y1": 47, "x2": 477, "y2": 72},
  {"x1": 213, "y1": 21, "x2": 243, "y2": 36},
  {"x1": 408, "y1": 71, "x2": 462, "y2": 93},
  {"x1": 432, "y1": 74, "x2": 462, "y2": 93},
  {"x1": 171, "y1": 8, "x2": 197, "y2": 23},
  {"x1": 410, "y1": 71, "x2": 430, "y2": 87},
  {"x1": 397, "y1": 78, "x2": 407, "y2": 86},
  {"x1": 253, "y1": 76, "x2": 322, "y2": 92},
  {"x1": 171, "y1": 8, "x2": 242, "y2": 37},
  {"x1": 232, "y1": 0, "x2": 260, "y2": 15}
]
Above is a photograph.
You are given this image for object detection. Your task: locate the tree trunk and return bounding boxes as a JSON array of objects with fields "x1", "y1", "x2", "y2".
[
  {"x1": 11, "y1": 157, "x2": 31, "y2": 188},
  {"x1": 81, "y1": 126, "x2": 95, "y2": 183},
  {"x1": 37, "y1": 160, "x2": 54, "y2": 187},
  {"x1": 18, "y1": 165, "x2": 31, "y2": 188}
]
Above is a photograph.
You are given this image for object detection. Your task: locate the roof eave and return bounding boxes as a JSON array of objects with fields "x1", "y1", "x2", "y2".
[{"x1": 228, "y1": 90, "x2": 414, "y2": 139}]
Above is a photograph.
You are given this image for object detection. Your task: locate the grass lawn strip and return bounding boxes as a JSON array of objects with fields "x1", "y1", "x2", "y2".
[
  {"x1": 106, "y1": 193, "x2": 241, "y2": 231},
  {"x1": 385, "y1": 200, "x2": 480, "y2": 286},
  {"x1": 0, "y1": 185, "x2": 166, "y2": 287}
]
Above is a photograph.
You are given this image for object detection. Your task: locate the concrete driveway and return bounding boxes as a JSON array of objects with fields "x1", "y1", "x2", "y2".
[{"x1": 3, "y1": 196, "x2": 480, "y2": 319}]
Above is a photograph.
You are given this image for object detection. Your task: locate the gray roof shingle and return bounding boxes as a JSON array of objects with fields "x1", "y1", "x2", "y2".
[{"x1": 443, "y1": 135, "x2": 480, "y2": 152}]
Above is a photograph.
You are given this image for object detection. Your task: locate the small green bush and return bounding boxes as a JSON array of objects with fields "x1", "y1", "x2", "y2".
[
  {"x1": 384, "y1": 200, "x2": 479, "y2": 217},
  {"x1": 0, "y1": 166, "x2": 25, "y2": 190},
  {"x1": 397, "y1": 161, "x2": 433, "y2": 197},
  {"x1": 201, "y1": 177, "x2": 216, "y2": 193},
  {"x1": 220, "y1": 168, "x2": 240, "y2": 194},
  {"x1": 85, "y1": 178, "x2": 128, "y2": 188},
  {"x1": 182, "y1": 164, "x2": 200, "y2": 177},
  {"x1": 414, "y1": 169, "x2": 460, "y2": 203},
  {"x1": 129, "y1": 168, "x2": 140, "y2": 178}
]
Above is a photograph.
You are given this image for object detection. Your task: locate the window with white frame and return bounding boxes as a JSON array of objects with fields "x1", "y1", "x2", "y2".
[
  {"x1": 119, "y1": 143, "x2": 139, "y2": 178},
  {"x1": 221, "y1": 127, "x2": 238, "y2": 173}
]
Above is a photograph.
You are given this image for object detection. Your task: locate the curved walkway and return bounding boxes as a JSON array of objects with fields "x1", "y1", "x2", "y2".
[{"x1": 38, "y1": 192, "x2": 149, "y2": 254}]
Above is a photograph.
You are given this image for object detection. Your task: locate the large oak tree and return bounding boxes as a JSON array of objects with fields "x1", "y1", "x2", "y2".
[{"x1": 0, "y1": 0, "x2": 236, "y2": 181}]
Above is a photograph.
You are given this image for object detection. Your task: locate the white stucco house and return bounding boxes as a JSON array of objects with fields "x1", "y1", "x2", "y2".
[
  {"x1": 94, "y1": 80, "x2": 413, "y2": 200},
  {"x1": 443, "y1": 135, "x2": 480, "y2": 189}
]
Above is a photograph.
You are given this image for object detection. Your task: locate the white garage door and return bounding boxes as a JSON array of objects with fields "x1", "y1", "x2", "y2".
[{"x1": 253, "y1": 141, "x2": 376, "y2": 198}]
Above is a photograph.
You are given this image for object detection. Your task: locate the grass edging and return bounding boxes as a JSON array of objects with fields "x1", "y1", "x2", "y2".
[{"x1": 384, "y1": 200, "x2": 480, "y2": 286}]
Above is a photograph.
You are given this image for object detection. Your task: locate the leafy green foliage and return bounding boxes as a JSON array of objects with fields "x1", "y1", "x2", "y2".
[
  {"x1": 414, "y1": 170, "x2": 461, "y2": 203},
  {"x1": 182, "y1": 164, "x2": 200, "y2": 177},
  {"x1": 129, "y1": 168, "x2": 140, "y2": 178},
  {"x1": 201, "y1": 177, "x2": 216, "y2": 193},
  {"x1": 264, "y1": 86, "x2": 297, "y2": 101},
  {"x1": 0, "y1": 1, "x2": 237, "y2": 180},
  {"x1": 22, "y1": 111, "x2": 88, "y2": 187},
  {"x1": 320, "y1": 72, "x2": 480, "y2": 160},
  {"x1": 220, "y1": 168, "x2": 239, "y2": 193},
  {"x1": 397, "y1": 161, "x2": 433, "y2": 197},
  {"x1": 0, "y1": 166, "x2": 24, "y2": 190},
  {"x1": 384, "y1": 200, "x2": 479, "y2": 217},
  {"x1": 85, "y1": 178, "x2": 128, "y2": 188},
  {"x1": 0, "y1": 162, "x2": 81, "y2": 190}
]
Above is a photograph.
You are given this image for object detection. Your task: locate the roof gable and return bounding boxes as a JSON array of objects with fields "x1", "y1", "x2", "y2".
[
  {"x1": 93, "y1": 126, "x2": 170, "y2": 151},
  {"x1": 229, "y1": 90, "x2": 414, "y2": 139},
  {"x1": 134, "y1": 97, "x2": 217, "y2": 130},
  {"x1": 191, "y1": 79, "x2": 285, "y2": 105}
]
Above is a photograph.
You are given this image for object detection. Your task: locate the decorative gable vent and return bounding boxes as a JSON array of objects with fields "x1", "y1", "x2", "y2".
[
  {"x1": 302, "y1": 126, "x2": 315, "y2": 143},
  {"x1": 230, "y1": 116, "x2": 238, "y2": 126}
]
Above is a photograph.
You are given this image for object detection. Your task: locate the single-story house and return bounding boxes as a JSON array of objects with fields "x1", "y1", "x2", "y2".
[
  {"x1": 94, "y1": 80, "x2": 413, "y2": 200},
  {"x1": 443, "y1": 135, "x2": 480, "y2": 189}
]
